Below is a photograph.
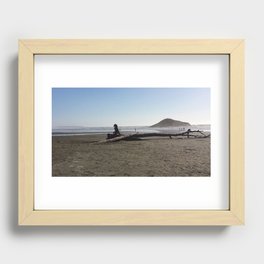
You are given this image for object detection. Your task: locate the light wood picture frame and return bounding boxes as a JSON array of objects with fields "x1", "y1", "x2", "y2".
[{"x1": 18, "y1": 39, "x2": 244, "y2": 226}]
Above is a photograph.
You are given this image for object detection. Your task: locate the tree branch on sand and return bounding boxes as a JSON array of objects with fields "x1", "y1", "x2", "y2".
[{"x1": 94, "y1": 130, "x2": 210, "y2": 144}]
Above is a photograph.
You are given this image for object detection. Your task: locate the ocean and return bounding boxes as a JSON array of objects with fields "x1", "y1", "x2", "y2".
[{"x1": 52, "y1": 125, "x2": 210, "y2": 136}]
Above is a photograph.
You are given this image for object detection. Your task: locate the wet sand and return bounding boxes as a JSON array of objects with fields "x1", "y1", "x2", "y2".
[
  {"x1": 52, "y1": 135, "x2": 210, "y2": 176},
  {"x1": 52, "y1": 134, "x2": 210, "y2": 177}
]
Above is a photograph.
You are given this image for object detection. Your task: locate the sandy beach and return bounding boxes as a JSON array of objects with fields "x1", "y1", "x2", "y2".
[{"x1": 52, "y1": 134, "x2": 210, "y2": 176}]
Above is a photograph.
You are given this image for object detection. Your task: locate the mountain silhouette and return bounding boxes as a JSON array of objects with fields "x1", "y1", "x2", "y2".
[{"x1": 150, "y1": 118, "x2": 190, "y2": 127}]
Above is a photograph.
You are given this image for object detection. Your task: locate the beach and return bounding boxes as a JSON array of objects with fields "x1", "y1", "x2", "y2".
[{"x1": 52, "y1": 134, "x2": 210, "y2": 176}]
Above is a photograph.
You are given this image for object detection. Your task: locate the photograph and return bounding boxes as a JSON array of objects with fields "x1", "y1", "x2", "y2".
[
  {"x1": 52, "y1": 88, "x2": 211, "y2": 177},
  {"x1": 18, "y1": 39, "x2": 244, "y2": 226}
]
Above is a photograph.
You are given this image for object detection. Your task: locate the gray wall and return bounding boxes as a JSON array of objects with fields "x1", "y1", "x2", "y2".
[{"x1": 0, "y1": 0, "x2": 262, "y2": 263}]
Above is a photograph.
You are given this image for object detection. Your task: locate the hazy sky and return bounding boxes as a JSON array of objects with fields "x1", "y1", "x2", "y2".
[{"x1": 52, "y1": 88, "x2": 210, "y2": 127}]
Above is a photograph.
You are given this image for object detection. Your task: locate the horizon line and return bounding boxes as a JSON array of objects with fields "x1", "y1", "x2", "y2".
[{"x1": 53, "y1": 123, "x2": 211, "y2": 128}]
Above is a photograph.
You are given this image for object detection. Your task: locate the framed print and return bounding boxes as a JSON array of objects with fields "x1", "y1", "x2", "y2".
[{"x1": 18, "y1": 39, "x2": 244, "y2": 225}]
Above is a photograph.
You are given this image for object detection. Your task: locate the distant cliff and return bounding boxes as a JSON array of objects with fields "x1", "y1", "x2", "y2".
[{"x1": 150, "y1": 118, "x2": 190, "y2": 127}]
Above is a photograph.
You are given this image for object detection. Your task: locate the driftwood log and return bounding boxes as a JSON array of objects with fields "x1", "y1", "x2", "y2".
[{"x1": 95, "y1": 130, "x2": 210, "y2": 144}]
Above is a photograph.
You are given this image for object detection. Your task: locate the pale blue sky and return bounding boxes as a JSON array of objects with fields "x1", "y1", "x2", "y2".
[{"x1": 52, "y1": 88, "x2": 210, "y2": 127}]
